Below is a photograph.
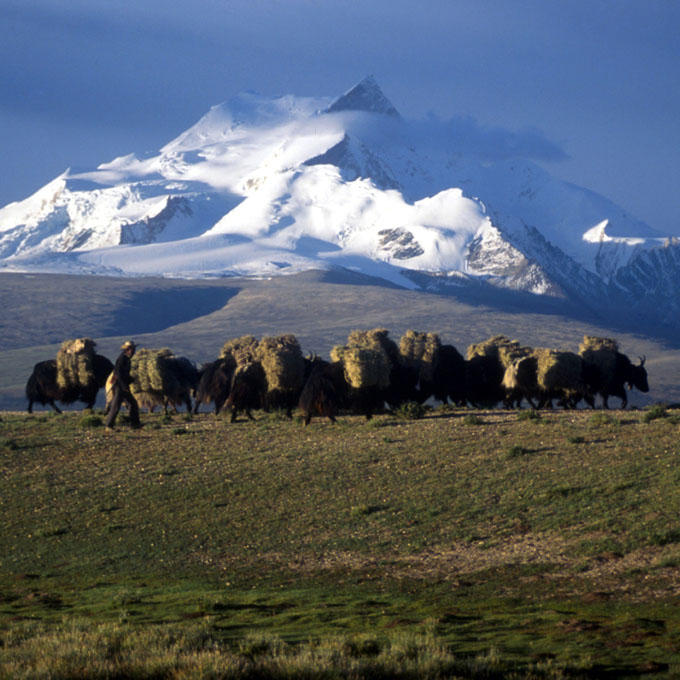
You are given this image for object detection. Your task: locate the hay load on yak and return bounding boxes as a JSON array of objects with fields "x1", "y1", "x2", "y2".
[
  {"x1": 220, "y1": 335, "x2": 259, "y2": 369},
  {"x1": 331, "y1": 328, "x2": 392, "y2": 419},
  {"x1": 397, "y1": 330, "x2": 441, "y2": 402},
  {"x1": 465, "y1": 335, "x2": 524, "y2": 408},
  {"x1": 128, "y1": 348, "x2": 195, "y2": 413},
  {"x1": 255, "y1": 334, "x2": 306, "y2": 415},
  {"x1": 399, "y1": 330, "x2": 440, "y2": 383},
  {"x1": 467, "y1": 335, "x2": 532, "y2": 369},
  {"x1": 534, "y1": 348, "x2": 591, "y2": 408},
  {"x1": 56, "y1": 338, "x2": 97, "y2": 393},
  {"x1": 27, "y1": 338, "x2": 113, "y2": 413}
]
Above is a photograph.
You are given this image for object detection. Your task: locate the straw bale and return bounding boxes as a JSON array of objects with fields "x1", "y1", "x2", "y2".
[
  {"x1": 348, "y1": 328, "x2": 399, "y2": 362},
  {"x1": 466, "y1": 335, "x2": 517, "y2": 361},
  {"x1": 330, "y1": 345, "x2": 348, "y2": 365},
  {"x1": 220, "y1": 335, "x2": 260, "y2": 366},
  {"x1": 256, "y1": 335, "x2": 305, "y2": 392},
  {"x1": 497, "y1": 342, "x2": 532, "y2": 370},
  {"x1": 534, "y1": 349, "x2": 582, "y2": 391},
  {"x1": 332, "y1": 329, "x2": 394, "y2": 389},
  {"x1": 399, "y1": 330, "x2": 441, "y2": 382},
  {"x1": 56, "y1": 337, "x2": 97, "y2": 389},
  {"x1": 336, "y1": 346, "x2": 391, "y2": 389},
  {"x1": 578, "y1": 335, "x2": 618, "y2": 354},
  {"x1": 130, "y1": 348, "x2": 176, "y2": 394}
]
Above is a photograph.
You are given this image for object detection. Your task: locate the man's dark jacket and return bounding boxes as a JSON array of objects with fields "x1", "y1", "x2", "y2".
[{"x1": 113, "y1": 351, "x2": 133, "y2": 387}]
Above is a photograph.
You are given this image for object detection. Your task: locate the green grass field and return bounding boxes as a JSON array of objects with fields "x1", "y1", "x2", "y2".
[{"x1": 2, "y1": 406, "x2": 680, "y2": 678}]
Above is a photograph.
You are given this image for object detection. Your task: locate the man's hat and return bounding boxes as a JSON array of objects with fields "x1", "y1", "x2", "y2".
[{"x1": 121, "y1": 340, "x2": 136, "y2": 351}]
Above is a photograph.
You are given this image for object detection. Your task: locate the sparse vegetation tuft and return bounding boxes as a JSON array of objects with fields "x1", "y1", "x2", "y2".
[
  {"x1": 78, "y1": 413, "x2": 103, "y2": 428},
  {"x1": 642, "y1": 403, "x2": 668, "y2": 423},
  {"x1": 517, "y1": 409, "x2": 541, "y2": 422},
  {"x1": 392, "y1": 401, "x2": 427, "y2": 420},
  {"x1": 0, "y1": 436, "x2": 19, "y2": 450},
  {"x1": 506, "y1": 445, "x2": 530, "y2": 458},
  {"x1": 588, "y1": 412, "x2": 620, "y2": 427}
]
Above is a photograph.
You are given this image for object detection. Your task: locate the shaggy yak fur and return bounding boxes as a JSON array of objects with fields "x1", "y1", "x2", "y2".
[
  {"x1": 223, "y1": 362, "x2": 267, "y2": 422},
  {"x1": 26, "y1": 354, "x2": 113, "y2": 414},
  {"x1": 193, "y1": 358, "x2": 235, "y2": 415},
  {"x1": 298, "y1": 359, "x2": 348, "y2": 425}
]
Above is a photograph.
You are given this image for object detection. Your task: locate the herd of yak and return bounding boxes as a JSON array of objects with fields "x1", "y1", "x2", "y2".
[{"x1": 24, "y1": 330, "x2": 650, "y2": 423}]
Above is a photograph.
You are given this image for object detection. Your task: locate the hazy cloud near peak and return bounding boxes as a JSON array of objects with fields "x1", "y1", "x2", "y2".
[{"x1": 419, "y1": 114, "x2": 569, "y2": 163}]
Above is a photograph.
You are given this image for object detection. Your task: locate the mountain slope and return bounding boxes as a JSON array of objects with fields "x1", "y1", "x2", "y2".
[{"x1": 0, "y1": 76, "x2": 677, "y2": 327}]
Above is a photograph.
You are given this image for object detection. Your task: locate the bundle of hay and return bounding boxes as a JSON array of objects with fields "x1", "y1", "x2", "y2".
[
  {"x1": 220, "y1": 335, "x2": 259, "y2": 368},
  {"x1": 56, "y1": 338, "x2": 97, "y2": 389},
  {"x1": 331, "y1": 329, "x2": 392, "y2": 390},
  {"x1": 130, "y1": 348, "x2": 177, "y2": 394},
  {"x1": 399, "y1": 330, "x2": 441, "y2": 383},
  {"x1": 331, "y1": 346, "x2": 391, "y2": 390},
  {"x1": 466, "y1": 335, "x2": 517, "y2": 361},
  {"x1": 579, "y1": 336, "x2": 618, "y2": 354},
  {"x1": 347, "y1": 328, "x2": 399, "y2": 363},
  {"x1": 534, "y1": 348, "x2": 583, "y2": 393},
  {"x1": 497, "y1": 342, "x2": 533, "y2": 370},
  {"x1": 256, "y1": 334, "x2": 305, "y2": 393}
]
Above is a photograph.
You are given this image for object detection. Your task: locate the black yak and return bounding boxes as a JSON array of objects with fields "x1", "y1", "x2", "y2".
[
  {"x1": 26, "y1": 353, "x2": 113, "y2": 414},
  {"x1": 464, "y1": 354, "x2": 505, "y2": 408},
  {"x1": 431, "y1": 344, "x2": 467, "y2": 406},
  {"x1": 162, "y1": 355, "x2": 199, "y2": 413},
  {"x1": 599, "y1": 354, "x2": 649, "y2": 409},
  {"x1": 298, "y1": 360, "x2": 347, "y2": 425},
  {"x1": 223, "y1": 362, "x2": 266, "y2": 422},
  {"x1": 193, "y1": 358, "x2": 235, "y2": 414}
]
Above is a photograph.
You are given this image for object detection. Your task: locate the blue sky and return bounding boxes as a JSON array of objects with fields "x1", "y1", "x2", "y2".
[{"x1": 1, "y1": 0, "x2": 678, "y2": 234}]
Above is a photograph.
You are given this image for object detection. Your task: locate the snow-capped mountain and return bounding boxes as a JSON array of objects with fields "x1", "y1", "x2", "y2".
[{"x1": 1, "y1": 76, "x2": 678, "y2": 327}]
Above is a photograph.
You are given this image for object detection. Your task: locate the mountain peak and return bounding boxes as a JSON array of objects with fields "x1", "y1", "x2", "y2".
[{"x1": 326, "y1": 76, "x2": 400, "y2": 117}]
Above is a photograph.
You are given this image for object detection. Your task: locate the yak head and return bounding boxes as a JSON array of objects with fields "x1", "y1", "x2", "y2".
[{"x1": 628, "y1": 356, "x2": 649, "y2": 393}]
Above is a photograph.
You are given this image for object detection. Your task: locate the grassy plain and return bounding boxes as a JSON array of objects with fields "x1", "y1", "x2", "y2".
[{"x1": 2, "y1": 405, "x2": 680, "y2": 678}]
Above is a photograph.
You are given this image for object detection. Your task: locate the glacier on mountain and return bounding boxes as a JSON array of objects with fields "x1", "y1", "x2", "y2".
[{"x1": 0, "y1": 76, "x2": 677, "y2": 327}]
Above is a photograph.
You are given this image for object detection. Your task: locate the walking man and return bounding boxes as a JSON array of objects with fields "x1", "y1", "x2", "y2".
[{"x1": 105, "y1": 340, "x2": 141, "y2": 430}]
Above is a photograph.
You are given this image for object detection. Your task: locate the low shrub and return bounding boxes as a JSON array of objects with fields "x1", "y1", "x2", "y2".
[
  {"x1": 0, "y1": 437, "x2": 19, "y2": 451},
  {"x1": 506, "y1": 445, "x2": 530, "y2": 459},
  {"x1": 79, "y1": 414, "x2": 103, "y2": 428},
  {"x1": 650, "y1": 528, "x2": 680, "y2": 547},
  {"x1": 567, "y1": 435, "x2": 585, "y2": 444},
  {"x1": 517, "y1": 409, "x2": 541, "y2": 422},
  {"x1": 393, "y1": 401, "x2": 426, "y2": 420},
  {"x1": 588, "y1": 412, "x2": 620, "y2": 427},
  {"x1": 642, "y1": 404, "x2": 668, "y2": 423},
  {"x1": 462, "y1": 414, "x2": 483, "y2": 426}
]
